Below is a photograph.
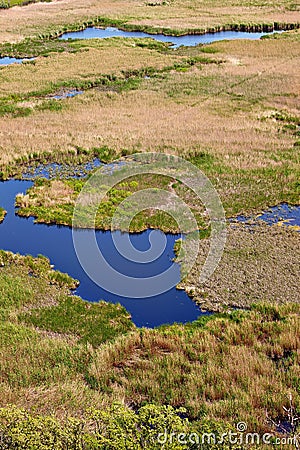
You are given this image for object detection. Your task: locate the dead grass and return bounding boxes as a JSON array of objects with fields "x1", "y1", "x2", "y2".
[
  {"x1": 0, "y1": 39, "x2": 177, "y2": 96},
  {"x1": 0, "y1": 36, "x2": 298, "y2": 170},
  {"x1": 179, "y1": 224, "x2": 300, "y2": 311},
  {"x1": 0, "y1": 0, "x2": 299, "y2": 42}
]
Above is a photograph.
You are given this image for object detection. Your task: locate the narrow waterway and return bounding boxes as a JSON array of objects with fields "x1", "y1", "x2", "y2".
[{"x1": 59, "y1": 26, "x2": 283, "y2": 47}]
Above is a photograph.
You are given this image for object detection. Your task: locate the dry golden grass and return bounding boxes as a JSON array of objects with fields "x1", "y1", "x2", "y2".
[
  {"x1": 0, "y1": 87, "x2": 293, "y2": 168},
  {"x1": 0, "y1": 0, "x2": 299, "y2": 42},
  {"x1": 0, "y1": 36, "x2": 298, "y2": 171},
  {"x1": 0, "y1": 39, "x2": 177, "y2": 96},
  {"x1": 16, "y1": 180, "x2": 74, "y2": 208}
]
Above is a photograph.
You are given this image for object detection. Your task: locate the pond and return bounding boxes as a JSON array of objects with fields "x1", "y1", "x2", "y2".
[
  {"x1": 59, "y1": 26, "x2": 283, "y2": 48},
  {"x1": 0, "y1": 179, "x2": 204, "y2": 328}
]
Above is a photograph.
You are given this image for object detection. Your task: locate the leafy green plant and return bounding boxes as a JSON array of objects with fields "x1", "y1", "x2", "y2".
[{"x1": 0, "y1": 0, "x2": 9, "y2": 8}]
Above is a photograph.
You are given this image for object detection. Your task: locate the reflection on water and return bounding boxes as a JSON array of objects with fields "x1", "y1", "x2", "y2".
[
  {"x1": 47, "y1": 89, "x2": 84, "y2": 100},
  {"x1": 59, "y1": 26, "x2": 283, "y2": 48}
]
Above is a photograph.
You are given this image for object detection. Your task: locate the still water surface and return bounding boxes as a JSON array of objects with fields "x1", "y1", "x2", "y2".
[
  {"x1": 0, "y1": 179, "x2": 204, "y2": 327},
  {"x1": 59, "y1": 26, "x2": 283, "y2": 48}
]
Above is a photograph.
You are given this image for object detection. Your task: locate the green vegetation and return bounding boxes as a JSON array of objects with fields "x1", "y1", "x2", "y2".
[
  {"x1": 86, "y1": 304, "x2": 300, "y2": 434},
  {"x1": 15, "y1": 173, "x2": 209, "y2": 232},
  {"x1": 0, "y1": 33, "x2": 299, "y2": 217},
  {"x1": 0, "y1": 0, "x2": 51, "y2": 7},
  {"x1": 0, "y1": 3, "x2": 299, "y2": 446},
  {"x1": 0, "y1": 250, "x2": 299, "y2": 446},
  {"x1": 0, "y1": 404, "x2": 194, "y2": 450},
  {"x1": 178, "y1": 224, "x2": 300, "y2": 311},
  {"x1": 0, "y1": 403, "x2": 250, "y2": 449},
  {"x1": 21, "y1": 297, "x2": 134, "y2": 348},
  {"x1": 1, "y1": 0, "x2": 300, "y2": 44},
  {"x1": 0, "y1": 35, "x2": 170, "y2": 58}
]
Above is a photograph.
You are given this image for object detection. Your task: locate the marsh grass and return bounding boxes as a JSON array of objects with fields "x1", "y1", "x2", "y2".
[
  {"x1": 0, "y1": 3, "x2": 299, "y2": 443},
  {"x1": 2, "y1": 0, "x2": 51, "y2": 7},
  {"x1": 87, "y1": 303, "x2": 300, "y2": 433},
  {"x1": 20, "y1": 297, "x2": 134, "y2": 348},
  {"x1": 16, "y1": 173, "x2": 209, "y2": 232},
  {"x1": 178, "y1": 224, "x2": 300, "y2": 311},
  {"x1": 0, "y1": 34, "x2": 298, "y2": 216},
  {"x1": 0, "y1": 251, "x2": 134, "y2": 412},
  {"x1": 0, "y1": 38, "x2": 177, "y2": 97},
  {"x1": 0, "y1": 249, "x2": 299, "y2": 440}
]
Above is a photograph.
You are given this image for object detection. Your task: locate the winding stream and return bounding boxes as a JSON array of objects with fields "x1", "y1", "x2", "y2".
[
  {"x1": 59, "y1": 26, "x2": 283, "y2": 47},
  {"x1": 0, "y1": 28, "x2": 284, "y2": 67}
]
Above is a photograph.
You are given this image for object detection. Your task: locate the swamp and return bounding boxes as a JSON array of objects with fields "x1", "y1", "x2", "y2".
[{"x1": 0, "y1": 0, "x2": 299, "y2": 447}]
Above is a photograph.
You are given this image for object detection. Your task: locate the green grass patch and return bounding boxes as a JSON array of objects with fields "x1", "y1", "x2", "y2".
[
  {"x1": 20, "y1": 296, "x2": 134, "y2": 348},
  {"x1": 16, "y1": 172, "x2": 209, "y2": 232},
  {"x1": 0, "y1": 249, "x2": 299, "y2": 440}
]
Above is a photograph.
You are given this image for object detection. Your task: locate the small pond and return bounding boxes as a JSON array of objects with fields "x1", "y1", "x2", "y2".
[{"x1": 59, "y1": 26, "x2": 283, "y2": 48}]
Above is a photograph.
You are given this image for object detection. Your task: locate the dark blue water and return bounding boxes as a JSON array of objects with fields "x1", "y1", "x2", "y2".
[
  {"x1": 59, "y1": 26, "x2": 283, "y2": 47},
  {"x1": 232, "y1": 203, "x2": 300, "y2": 231},
  {"x1": 0, "y1": 57, "x2": 34, "y2": 66},
  {"x1": 0, "y1": 179, "x2": 203, "y2": 327}
]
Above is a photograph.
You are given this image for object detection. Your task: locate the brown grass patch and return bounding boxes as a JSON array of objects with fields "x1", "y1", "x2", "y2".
[
  {"x1": 0, "y1": 36, "x2": 298, "y2": 172},
  {"x1": 0, "y1": 39, "x2": 177, "y2": 96}
]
